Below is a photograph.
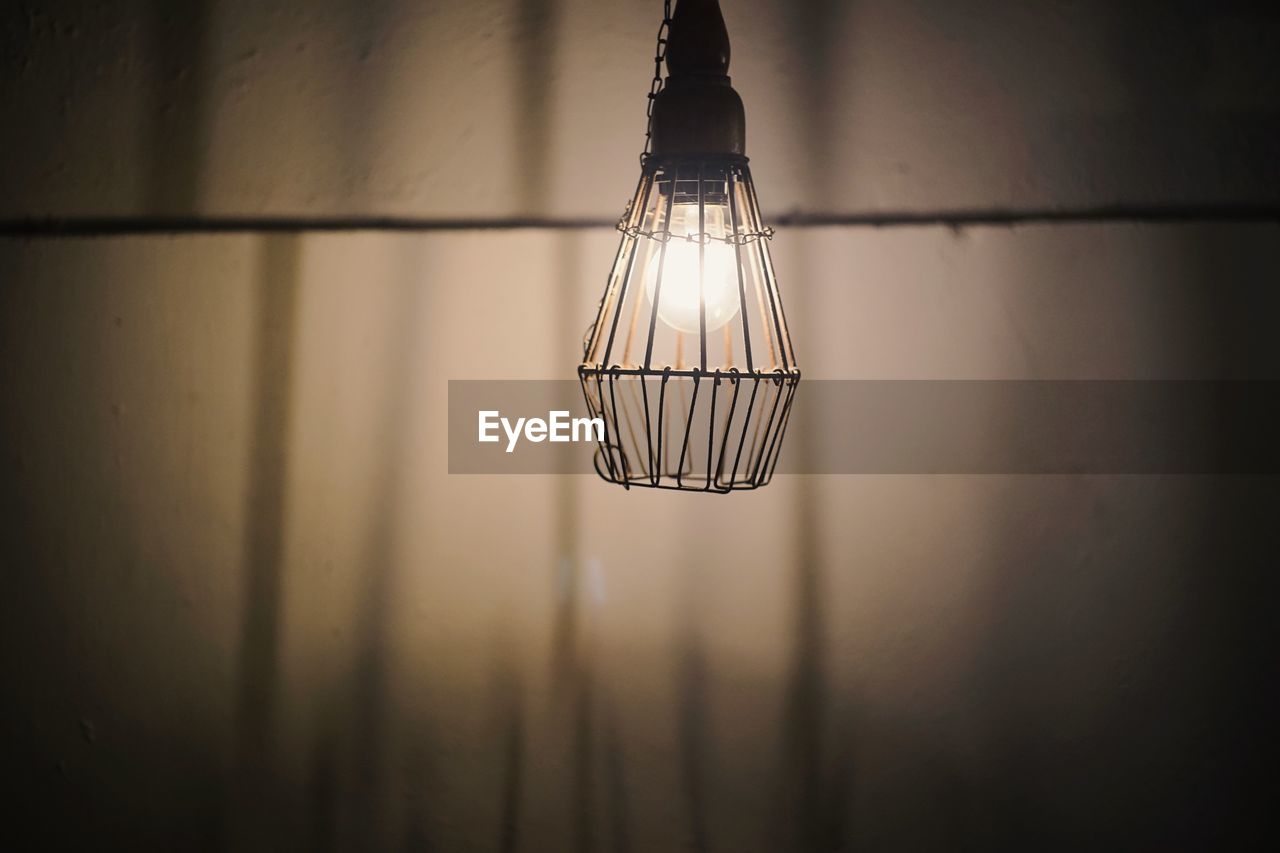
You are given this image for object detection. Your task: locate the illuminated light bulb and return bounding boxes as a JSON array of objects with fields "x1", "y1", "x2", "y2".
[{"x1": 643, "y1": 203, "x2": 741, "y2": 334}]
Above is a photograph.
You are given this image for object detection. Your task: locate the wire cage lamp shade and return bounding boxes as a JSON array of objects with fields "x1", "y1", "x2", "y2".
[
  {"x1": 578, "y1": 0, "x2": 799, "y2": 493},
  {"x1": 580, "y1": 156, "x2": 799, "y2": 492}
]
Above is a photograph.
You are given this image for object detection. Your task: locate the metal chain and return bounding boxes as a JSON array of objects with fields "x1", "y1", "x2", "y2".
[
  {"x1": 640, "y1": 0, "x2": 674, "y2": 165},
  {"x1": 586, "y1": 1, "x2": 676, "y2": 359}
]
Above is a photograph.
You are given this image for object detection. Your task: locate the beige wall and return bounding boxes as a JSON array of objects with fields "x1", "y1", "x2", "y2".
[
  {"x1": 2, "y1": 1, "x2": 1277, "y2": 850},
  {"x1": 3, "y1": 0, "x2": 1278, "y2": 219}
]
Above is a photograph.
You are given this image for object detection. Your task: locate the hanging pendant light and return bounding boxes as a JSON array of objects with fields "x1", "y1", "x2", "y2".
[{"x1": 580, "y1": 0, "x2": 799, "y2": 492}]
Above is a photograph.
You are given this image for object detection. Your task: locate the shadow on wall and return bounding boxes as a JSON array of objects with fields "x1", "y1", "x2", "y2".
[
  {"x1": 0, "y1": 249, "x2": 230, "y2": 847},
  {"x1": 226, "y1": 235, "x2": 300, "y2": 847},
  {"x1": 1101, "y1": 1, "x2": 1280, "y2": 204},
  {"x1": 779, "y1": 2, "x2": 858, "y2": 851},
  {"x1": 965, "y1": 226, "x2": 1280, "y2": 849},
  {"x1": 235, "y1": 0, "x2": 435, "y2": 845},
  {"x1": 145, "y1": 0, "x2": 211, "y2": 215}
]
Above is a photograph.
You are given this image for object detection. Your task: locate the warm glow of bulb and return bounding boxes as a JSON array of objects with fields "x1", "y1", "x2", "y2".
[{"x1": 643, "y1": 204, "x2": 742, "y2": 335}]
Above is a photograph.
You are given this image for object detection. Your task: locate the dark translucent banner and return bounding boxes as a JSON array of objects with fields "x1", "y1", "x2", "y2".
[{"x1": 448, "y1": 380, "x2": 1280, "y2": 474}]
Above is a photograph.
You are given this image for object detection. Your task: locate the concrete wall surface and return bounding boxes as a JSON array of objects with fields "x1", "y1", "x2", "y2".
[
  {"x1": 0, "y1": 1, "x2": 1276, "y2": 851},
  {"x1": 2, "y1": 0, "x2": 1279, "y2": 218},
  {"x1": 3, "y1": 225, "x2": 1276, "y2": 849}
]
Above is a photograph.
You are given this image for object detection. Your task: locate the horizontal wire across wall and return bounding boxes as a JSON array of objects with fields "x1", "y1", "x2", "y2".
[{"x1": 5, "y1": 206, "x2": 1279, "y2": 237}]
